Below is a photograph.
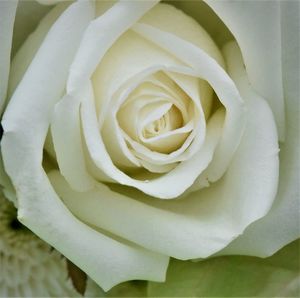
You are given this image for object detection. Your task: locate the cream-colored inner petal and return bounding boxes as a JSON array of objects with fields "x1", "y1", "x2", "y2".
[
  {"x1": 117, "y1": 73, "x2": 198, "y2": 157},
  {"x1": 111, "y1": 68, "x2": 206, "y2": 173}
]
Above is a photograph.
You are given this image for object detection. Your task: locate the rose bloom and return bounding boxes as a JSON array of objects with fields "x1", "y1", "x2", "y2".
[{"x1": 0, "y1": 0, "x2": 299, "y2": 291}]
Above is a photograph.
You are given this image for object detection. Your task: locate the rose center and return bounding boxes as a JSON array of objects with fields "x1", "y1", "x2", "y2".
[
  {"x1": 116, "y1": 72, "x2": 197, "y2": 156},
  {"x1": 142, "y1": 104, "x2": 183, "y2": 138}
]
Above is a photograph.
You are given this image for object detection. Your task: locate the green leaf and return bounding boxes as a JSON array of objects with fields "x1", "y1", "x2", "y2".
[{"x1": 147, "y1": 239, "x2": 300, "y2": 297}]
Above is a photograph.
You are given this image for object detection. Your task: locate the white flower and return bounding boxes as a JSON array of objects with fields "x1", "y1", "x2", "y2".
[
  {"x1": 0, "y1": 193, "x2": 78, "y2": 297},
  {"x1": 0, "y1": 0, "x2": 298, "y2": 292}
]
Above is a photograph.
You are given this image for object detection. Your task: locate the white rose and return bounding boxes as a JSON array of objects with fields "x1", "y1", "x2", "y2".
[{"x1": 0, "y1": 0, "x2": 298, "y2": 291}]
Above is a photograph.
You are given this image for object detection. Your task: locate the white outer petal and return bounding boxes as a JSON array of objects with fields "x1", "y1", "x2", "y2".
[
  {"x1": 8, "y1": 2, "x2": 69, "y2": 97},
  {"x1": 2, "y1": 1, "x2": 168, "y2": 290},
  {"x1": 0, "y1": 0, "x2": 17, "y2": 114},
  {"x1": 205, "y1": 0, "x2": 285, "y2": 141},
  {"x1": 51, "y1": 92, "x2": 95, "y2": 191},
  {"x1": 139, "y1": 3, "x2": 224, "y2": 68},
  {"x1": 218, "y1": 2, "x2": 300, "y2": 257}
]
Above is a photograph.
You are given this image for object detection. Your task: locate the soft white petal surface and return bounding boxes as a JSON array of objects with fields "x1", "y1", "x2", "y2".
[
  {"x1": 8, "y1": 2, "x2": 69, "y2": 97},
  {"x1": 0, "y1": 0, "x2": 17, "y2": 113},
  {"x1": 139, "y1": 3, "x2": 224, "y2": 68},
  {"x1": 51, "y1": 92, "x2": 95, "y2": 191},
  {"x1": 1, "y1": 1, "x2": 168, "y2": 290},
  {"x1": 219, "y1": 3, "x2": 300, "y2": 257},
  {"x1": 205, "y1": 0, "x2": 285, "y2": 140}
]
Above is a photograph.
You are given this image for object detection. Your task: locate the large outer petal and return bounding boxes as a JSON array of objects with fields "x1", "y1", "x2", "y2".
[
  {"x1": 218, "y1": 1, "x2": 300, "y2": 257},
  {"x1": 205, "y1": 0, "x2": 285, "y2": 141},
  {"x1": 1, "y1": 1, "x2": 168, "y2": 290},
  {"x1": 1, "y1": 2, "x2": 67, "y2": 206},
  {"x1": 0, "y1": 0, "x2": 17, "y2": 114}
]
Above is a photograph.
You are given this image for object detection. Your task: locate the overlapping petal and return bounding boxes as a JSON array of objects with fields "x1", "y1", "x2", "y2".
[
  {"x1": 67, "y1": 1, "x2": 159, "y2": 93},
  {"x1": 52, "y1": 92, "x2": 95, "y2": 191},
  {"x1": 205, "y1": 0, "x2": 285, "y2": 141},
  {"x1": 8, "y1": 2, "x2": 69, "y2": 98}
]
